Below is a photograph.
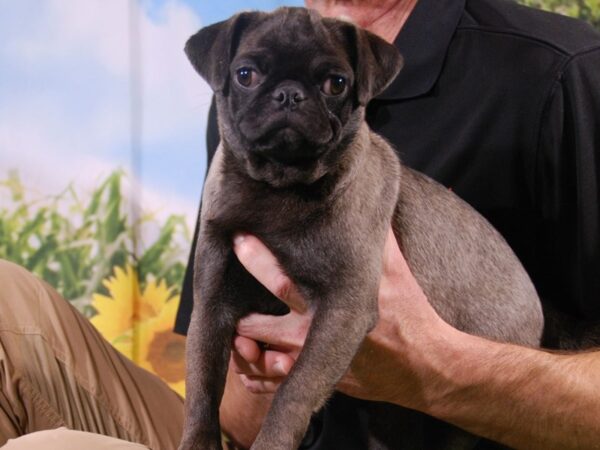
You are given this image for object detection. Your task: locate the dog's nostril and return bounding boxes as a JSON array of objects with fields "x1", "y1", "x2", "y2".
[{"x1": 273, "y1": 86, "x2": 306, "y2": 107}]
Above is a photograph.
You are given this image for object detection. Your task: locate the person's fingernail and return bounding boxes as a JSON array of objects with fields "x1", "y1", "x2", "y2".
[
  {"x1": 273, "y1": 361, "x2": 287, "y2": 376},
  {"x1": 233, "y1": 233, "x2": 246, "y2": 247}
]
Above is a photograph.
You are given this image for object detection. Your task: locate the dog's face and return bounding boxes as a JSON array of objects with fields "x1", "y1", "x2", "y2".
[{"x1": 186, "y1": 8, "x2": 402, "y2": 187}]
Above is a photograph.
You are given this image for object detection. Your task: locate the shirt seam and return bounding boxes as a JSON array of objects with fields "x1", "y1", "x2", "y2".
[
  {"x1": 455, "y1": 26, "x2": 600, "y2": 57},
  {"x1": 18, "y1": 377, "x2": 66, "y2": 429},
  {"x1": 532, "y1": 45, "x2": 600, "y2": 217}
]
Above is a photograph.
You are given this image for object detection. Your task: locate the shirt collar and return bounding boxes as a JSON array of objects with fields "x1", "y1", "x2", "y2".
[{"x1": 377, "y1": 0, "x2": 466, "y2": 100}]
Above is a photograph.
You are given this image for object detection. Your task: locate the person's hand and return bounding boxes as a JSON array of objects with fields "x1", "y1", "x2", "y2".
[
  {"x1": 231, "y1": 229, "x2": 456, "y2": 409},
  {"x1": 230, "y1": 233, "x2": 312, "y2": 394},
  {"x1": 337, "y1": 228, "x2": 455, "y2": 408}
]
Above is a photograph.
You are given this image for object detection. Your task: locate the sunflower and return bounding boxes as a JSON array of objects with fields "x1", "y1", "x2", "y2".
[
  {"x1": 133, "y1": 297, "x2": 187, "y2": 396},
  {"x1": 90, "y1": 265, "x2": 186, "y2": 397}
]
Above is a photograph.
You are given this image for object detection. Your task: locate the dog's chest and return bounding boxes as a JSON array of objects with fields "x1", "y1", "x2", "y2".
[{"x1": 204, "y1": 171, "x2": 336, "y2": 238}]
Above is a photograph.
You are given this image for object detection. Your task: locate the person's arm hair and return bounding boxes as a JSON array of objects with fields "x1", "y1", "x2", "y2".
[
  {"x1": 422, "y1": 331, "x2": 600, "y2": 450},
  {"x1": 230, "y1": 231, "x2": 600, "y2": 449}
]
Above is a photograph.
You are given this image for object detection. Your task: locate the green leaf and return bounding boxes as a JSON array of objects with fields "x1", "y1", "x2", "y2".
[
  {"x1": 17, "y1": 208, "x2": 47, "y2": 247},
  {"x1": 0, "y1": 169, "x2": 191, "y2": 308},
  {"x1": 27, "y1": 236, "x2": 57, "y2": 272}
]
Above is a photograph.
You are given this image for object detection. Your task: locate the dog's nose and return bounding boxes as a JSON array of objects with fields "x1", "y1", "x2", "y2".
[{"x1": 272, "y1": 81, "x2": 306, "y2": 109}]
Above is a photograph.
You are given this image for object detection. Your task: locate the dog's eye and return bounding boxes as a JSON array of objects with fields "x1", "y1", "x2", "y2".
[
  {"x1": 321, "y1": 76, "x2": 346, "y2": 96},
  {"x1": 236, "y1": 67, "x2": 259, "y2": 88}
]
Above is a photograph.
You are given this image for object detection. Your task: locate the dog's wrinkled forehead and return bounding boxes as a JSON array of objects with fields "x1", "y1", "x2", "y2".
[
  {"x1": 244, "y1": 9, "x2": 335, "y2": 49},
  {"x1": 234, "y1": 9, "x2": 348, "y2": 71}
]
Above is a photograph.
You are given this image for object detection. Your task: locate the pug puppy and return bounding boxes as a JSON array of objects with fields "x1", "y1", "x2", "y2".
[{"x1": 179, "y1": 7, "x2": 543, "y2": 450}]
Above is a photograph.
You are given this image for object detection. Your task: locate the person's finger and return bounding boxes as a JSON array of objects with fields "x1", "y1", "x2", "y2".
[
  {"x1": 239, "y1": 374, "x2": 284, "y2": 394},
  {"x1": 232, "y1": 335, "x2": 261, "y2": 364},
  {"x1": 236, "y1": 312, "x2": 309, "y2": 348},
  {"x1": 233, "y1": 233, "x2": 308, "y2": 313},
  {"x1": 231, "y1": 346, "x2": 295, "y2": 377}
]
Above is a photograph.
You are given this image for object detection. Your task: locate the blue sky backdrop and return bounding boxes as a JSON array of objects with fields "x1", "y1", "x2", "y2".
[
  {"x1": 0, "y1": 0, "x2": 302, "y2": 227},
  {"x1": 179, "y1": 0, "x2": 303, "y2": 24}
]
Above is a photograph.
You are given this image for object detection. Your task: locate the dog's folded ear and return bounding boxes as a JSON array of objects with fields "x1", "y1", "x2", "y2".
[
  {"x1": 327, "y1": 20, "x2": 403, "y2": 106},
  {"x1": 354, "y1": 29, "x2": 403, "y2": 105},
  {"x1": 185, "y1": 12, "x2": 263, "y2": 92}
]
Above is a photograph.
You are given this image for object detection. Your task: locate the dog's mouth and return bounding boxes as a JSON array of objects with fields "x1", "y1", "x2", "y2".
[
  {"x1": 253, "y1": 126, "x2": 329, "y2": 165},
  {"x1": 241, "y1": 115, "x2": 336, "y2": 166},
  {"x1": 232, "y1": 112, "x2": 345, "y2": 187}
]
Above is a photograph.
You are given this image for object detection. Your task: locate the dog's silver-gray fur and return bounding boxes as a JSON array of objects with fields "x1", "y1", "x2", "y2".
[{"x1": 179, "y1": 7, "x2": 543, "y2": 450}]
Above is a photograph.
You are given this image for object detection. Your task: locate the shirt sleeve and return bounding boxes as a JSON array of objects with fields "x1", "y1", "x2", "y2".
[
  {"x1": 174, "y1": 97, "x2": 220, "y2": 335},
  {"x1": 534, "y1": 47, "x2": 600, "y2": 322}
]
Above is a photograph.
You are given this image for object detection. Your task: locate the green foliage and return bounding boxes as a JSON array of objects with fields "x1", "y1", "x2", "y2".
[
  {"x1": 517, "y1": 0, "x2": 600, "y2": 29},
  {"x1": 0, "y1": 170, "x2": 191, "y2": 316},
  {"x1": 138, "y1": 214, "x2": 189, "y2": 289}
]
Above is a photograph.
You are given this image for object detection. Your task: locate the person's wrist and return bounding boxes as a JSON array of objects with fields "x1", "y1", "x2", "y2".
[
  {"x1": 413, "y1": 324, "x2": 509, "y2": 424},
  {"x1": 384, "y1": 300, "x2": 468, "y2": 414}
]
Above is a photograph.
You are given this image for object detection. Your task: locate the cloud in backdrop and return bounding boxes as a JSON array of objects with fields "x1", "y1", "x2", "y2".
[{"x1": 0, "y1": 0, "x2": 301, "y2": 228}]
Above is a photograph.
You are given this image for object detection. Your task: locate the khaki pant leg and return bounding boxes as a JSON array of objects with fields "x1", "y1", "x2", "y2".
[
  {"x1": 2, "y1": 427, "x2": 148, "y2": 449},
  {"x1": 0, "y1": 260, "x2": 184, "y2": 450}
]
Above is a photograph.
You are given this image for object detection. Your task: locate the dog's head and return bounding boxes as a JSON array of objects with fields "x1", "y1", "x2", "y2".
[{"x1": 186, "y1": 7, "x2": 402, "y2": 187}]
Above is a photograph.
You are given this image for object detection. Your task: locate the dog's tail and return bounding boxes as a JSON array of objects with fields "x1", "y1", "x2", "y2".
[{"x1": 541, "y1": 303, "x2": 600, "y2": 350}]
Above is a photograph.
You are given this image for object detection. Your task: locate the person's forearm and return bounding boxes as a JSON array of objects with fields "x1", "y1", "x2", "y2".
[
  {"x1": 219, "y1": 368, "x2": 272, "y2": 448},
  {"x1": 227, "y1": 232, "x2": 600, "y2": 448},
  {"x1": 419, "y1": 330, "x2": 600, "y2": 450}
]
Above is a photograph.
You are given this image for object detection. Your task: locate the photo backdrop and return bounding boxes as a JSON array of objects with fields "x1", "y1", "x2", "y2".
[
  {"x1": 0, "y1": 0, "x2": 596, "y2": 397},
  {"x1": 0, "y1": 0, "x2": 301, "y2": 397}
]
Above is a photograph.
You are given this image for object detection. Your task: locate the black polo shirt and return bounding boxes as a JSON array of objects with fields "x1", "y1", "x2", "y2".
[{"x1": 175, "y1": 0, "x2": 600, "y2": 447}]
